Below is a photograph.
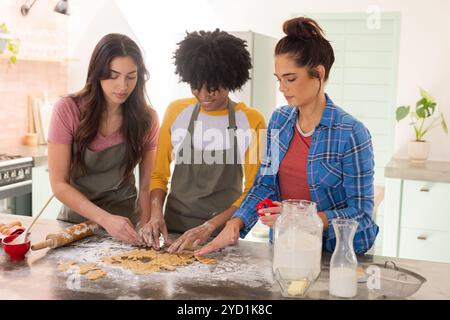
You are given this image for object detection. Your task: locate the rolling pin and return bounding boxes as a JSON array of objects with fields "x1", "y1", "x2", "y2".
[{"x1": 31, "y1": 221, "x2": 99, "y2": 251}]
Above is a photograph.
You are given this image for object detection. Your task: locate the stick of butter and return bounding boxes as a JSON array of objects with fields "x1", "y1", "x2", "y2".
[{"x1": 287, "y1": 280, "x2": 309, "y2": 296}]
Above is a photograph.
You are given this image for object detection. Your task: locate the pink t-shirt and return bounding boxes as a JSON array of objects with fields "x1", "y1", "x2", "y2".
[
  {"x1": 278, "y1": 126, "x2": 312, "y2": 201},
  {"x1": 48, "y1": 96, "x2": 159, "y2": 152}
]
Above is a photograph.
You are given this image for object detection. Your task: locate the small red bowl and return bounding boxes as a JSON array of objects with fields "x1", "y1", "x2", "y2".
[{"x1": 2, "y1": 232, "x2": 31, "y2": 261}]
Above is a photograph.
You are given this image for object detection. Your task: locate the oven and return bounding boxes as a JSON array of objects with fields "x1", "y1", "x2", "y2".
[{"x1": 0, "y1": 154, "x2": 33, "y2": 216}]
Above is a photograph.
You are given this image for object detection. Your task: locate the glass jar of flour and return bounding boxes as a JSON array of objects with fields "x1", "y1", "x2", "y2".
[{"x1": 272, "y1": 199, "x2": 323, "y2": 294}]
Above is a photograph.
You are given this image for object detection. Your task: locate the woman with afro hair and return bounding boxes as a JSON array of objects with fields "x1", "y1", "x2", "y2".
[{"x1": 140, "y1": 29, "x2": 267, "y2": 252}]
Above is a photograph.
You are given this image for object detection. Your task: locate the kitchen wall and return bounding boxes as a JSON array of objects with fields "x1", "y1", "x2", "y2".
[
  {"x1": 201, "y1": 0, "x2": 450, "y2": 161},
  {"x1": 0, "y1": 0, "x2": 68, "y2": 145},
  {"x1": 2, "y1": 0, "x2": 449, "y2": 161},
  {"x1": 66, "y1": 0, "x2": 138, "y2": 96},
  {"x1": 115, "y1": 0, "x2": 450, "y2": 161}
]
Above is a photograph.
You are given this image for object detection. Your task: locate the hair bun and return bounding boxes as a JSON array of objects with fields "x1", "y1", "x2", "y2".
[{"x1": 283, "y1": 17, "x2": 324, "y2": 41}]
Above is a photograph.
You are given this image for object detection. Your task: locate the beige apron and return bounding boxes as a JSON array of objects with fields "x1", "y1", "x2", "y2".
[
  {"x1": 57, "y1": 143, "x2": 139, "y2": 225},
  {"x1": 165, "y1": 100, "x2": 243, "y2": 234}
]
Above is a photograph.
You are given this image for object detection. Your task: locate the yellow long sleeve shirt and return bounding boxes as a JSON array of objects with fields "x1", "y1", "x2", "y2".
[{"x1": 150, "y1": 97, "x2": 267, "y2": 208}]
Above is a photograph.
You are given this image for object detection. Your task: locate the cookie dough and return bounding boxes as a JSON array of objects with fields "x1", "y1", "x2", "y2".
[
  {"x1": 195, "y1": 256, "x2": 217, "y2": 265},
  {"x1": 78, "y1": 263, "x2": 100, "y2": 275},
  {"x1": 57, "y1": 260, "x2": 106, "y2": 281},
  {"x1": 101, "y1": 248, "x2": 216, "y2": 275},
  {"x1": 57, "y1": 260, "x2": 76, "y2": 272},
  {"x1": 85, "y1": 269, "x2": 106, "y2": 280}
]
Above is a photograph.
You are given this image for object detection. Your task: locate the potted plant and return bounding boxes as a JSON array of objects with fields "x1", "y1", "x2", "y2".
[
  {"x1": 0, "y1": 22, "x2": 20, "y2": 64},
  {"x1": 396, "y1": 88, "x2": 448, "y2": 163}
]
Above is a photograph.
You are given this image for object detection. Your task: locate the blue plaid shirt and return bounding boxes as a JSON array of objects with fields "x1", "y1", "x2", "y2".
[{"x1": 233, "y1": 94, "x2": 379, "y2": 254}]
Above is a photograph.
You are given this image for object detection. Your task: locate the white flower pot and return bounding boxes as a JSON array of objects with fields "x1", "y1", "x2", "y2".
[{"x1": 408, "y1": 140, "x2": 429, "y2": 163}]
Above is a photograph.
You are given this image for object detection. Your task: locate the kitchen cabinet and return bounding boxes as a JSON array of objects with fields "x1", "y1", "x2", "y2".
[
  {"x1": 383, "y1": 158, "x2": 450, "y2": 263},
  {"x1": 32, "y1": 165, "x2": 62, "y2": 219}
]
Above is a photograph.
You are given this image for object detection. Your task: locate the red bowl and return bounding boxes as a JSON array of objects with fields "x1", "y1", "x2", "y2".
[{"x1": 2, "y1": 233, "x2": 31, "y2": 261}]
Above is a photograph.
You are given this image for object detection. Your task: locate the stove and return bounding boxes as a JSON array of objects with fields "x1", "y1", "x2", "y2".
[{"x1": 0, "y1": 154, "x2": 33, "y2": 199}]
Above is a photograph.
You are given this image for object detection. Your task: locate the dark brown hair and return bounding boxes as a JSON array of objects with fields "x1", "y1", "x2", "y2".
[
  {"x1": 275, "y1": 17, "x2": 335, "y2": 83},
  {"x1": 71, "y1": 33, "x2": 152, "y2": 182}
]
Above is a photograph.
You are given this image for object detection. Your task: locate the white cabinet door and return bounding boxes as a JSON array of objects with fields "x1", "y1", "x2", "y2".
[
  {"x1": 32, "y1": 166, "x2": 62, "y2": 219},
  {"x1": 401, "y1": 180, "x2": 450, "y2": 232},
  {"x1": 399, "y1": 227, "x2": 450, "y2": 263}
]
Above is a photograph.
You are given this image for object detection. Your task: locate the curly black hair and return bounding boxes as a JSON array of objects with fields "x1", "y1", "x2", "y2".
[{"x1": 174, "y1": 29, "x2": 252, "y2": 92}]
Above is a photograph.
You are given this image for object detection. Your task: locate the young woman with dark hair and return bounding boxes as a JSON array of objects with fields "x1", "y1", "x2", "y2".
[
  {"x1": 48, "y1": 34, "x2": 159, "y2": 244},
  {"x1": 141, "y1": 29, "x2": 266, "y2": 253},
  {"x1": 197, "y1": 17, "x2": 379, "y2": 256}
]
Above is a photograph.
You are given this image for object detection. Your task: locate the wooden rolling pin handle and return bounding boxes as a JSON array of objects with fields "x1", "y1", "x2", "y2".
[{"x1": 31, "y1": 239, "x2": 54, "y2": 251}]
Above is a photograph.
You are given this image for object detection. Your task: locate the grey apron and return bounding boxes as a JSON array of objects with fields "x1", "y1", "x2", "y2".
[
  {"x1": 165, "y1": 100, "x2": 243, "y2": 234},
  {"x1": 57, "y1": 142, "x2": 139, "y2": 225}
]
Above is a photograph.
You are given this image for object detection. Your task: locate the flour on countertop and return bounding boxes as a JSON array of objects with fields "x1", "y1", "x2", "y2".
[{"x1": 47, "y1": 230, "x2": 276, "y2": 292}]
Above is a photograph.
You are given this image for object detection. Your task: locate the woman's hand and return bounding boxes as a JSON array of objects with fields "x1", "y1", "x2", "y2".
[
  {"x1": 194, "y1": 218, "x2": 243, "y2": 256},
  {"x1": 258, "y1": 201, "x2": 282, "y2": 228},
  {"x1": 101, "y1": 214, "x2": 143, "y2": 245},
  {"x1": 167, "y1": 221, "x2": 215, "y2": 253},
  {"x1": 139, "y1": 209, "x2": 171, "y2": 250}
]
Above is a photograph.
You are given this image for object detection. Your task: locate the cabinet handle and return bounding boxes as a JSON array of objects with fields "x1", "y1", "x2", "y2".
[
  {"x1": 417, "y1": 235, "x2": 428, "y2": 240},
  {"x1": 419, "y1": 187, "x2": 429, "y2": 192}
]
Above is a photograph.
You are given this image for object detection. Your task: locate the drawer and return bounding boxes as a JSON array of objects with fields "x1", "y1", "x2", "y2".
[
  {"x1": 399, "y1": 227, "x2": 450, "y2": 263},
  {"x1": 401, "y1": 180, "x2": 450, "y2": 232}
]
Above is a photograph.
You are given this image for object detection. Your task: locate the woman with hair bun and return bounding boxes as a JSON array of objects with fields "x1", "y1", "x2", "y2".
[{"x1": 197, "y1": 17, "x2": 379, "y2": 256}]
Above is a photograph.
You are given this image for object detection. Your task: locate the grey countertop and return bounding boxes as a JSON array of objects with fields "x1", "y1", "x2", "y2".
[
  {"x1": 385, "y1": 158, "x2": 450, "y2": 183},
  {"x1": 0, "y1": 142, "x2": 48, "y2": 167},
  {"x1": 1, "y1": 214, "x2": 450, "y2": 300}
]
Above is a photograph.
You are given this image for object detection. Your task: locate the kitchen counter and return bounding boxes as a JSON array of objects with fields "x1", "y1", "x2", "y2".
[
  {"x1": 1, "y1": 213, "x2": 450, "y2": 300},
  {"x1": 0, "y1": 143, "x2": 48, "y2": 167},
  {"x1": 385, "y1": 158, "x2": 450, "y2": 183}
]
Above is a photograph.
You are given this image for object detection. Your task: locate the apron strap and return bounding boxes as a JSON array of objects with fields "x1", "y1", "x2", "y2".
[{"x1": 226, "y1": 100, "x2": 239, "y2": 164}]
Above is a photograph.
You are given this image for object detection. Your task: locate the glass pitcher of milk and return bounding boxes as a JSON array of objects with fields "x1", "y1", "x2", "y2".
[
  {"x1": 329, "y1": 218, "x2": 359, "y2": 298},
  {"x1": 272, "y1": 200, "x2": 323, "y2": 288}
]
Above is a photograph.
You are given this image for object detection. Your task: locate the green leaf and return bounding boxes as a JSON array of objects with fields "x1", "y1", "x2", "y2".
[
  {"x1": 0, "y1": 23, "x2": 8, "y2": 32},
  {"x1": 441, "y1": 112, "x2": 448, "y2": 134},
  {"x1": 416, "y1": 105, "x2": 427, "y2": 118},
  {"x1": 420, "y1": 87, "x2": 434, "y2": 102},
  {"x1": 416, "y1": 97, "x2": 426, "y2": 108},
  {"x1": 9, "y1": 55, "x2": 16, "y2": 64},
  {"x1": 396, "y1": 106, "x2": 410, "y2": 121}
]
